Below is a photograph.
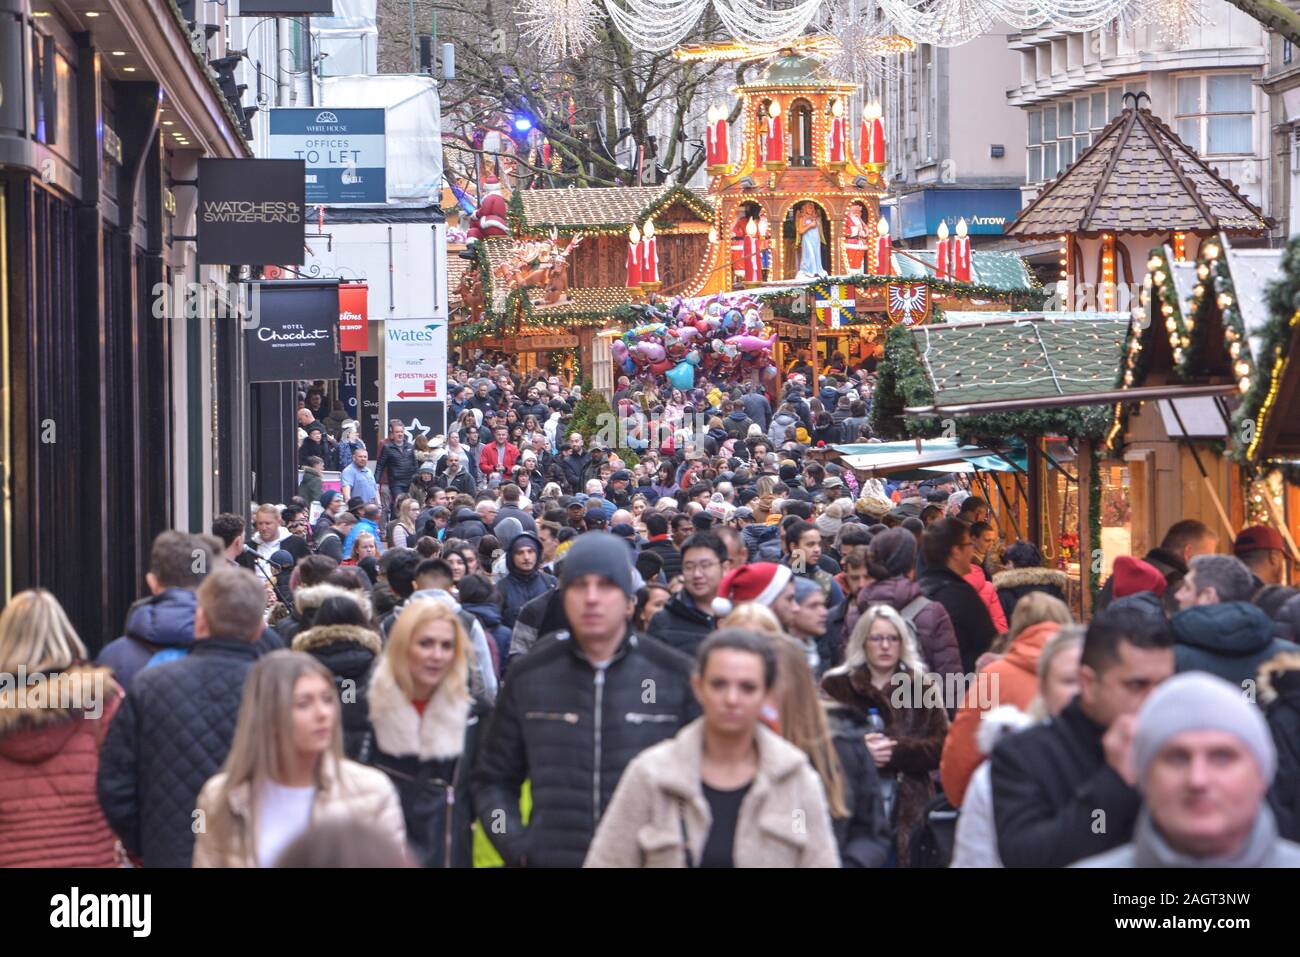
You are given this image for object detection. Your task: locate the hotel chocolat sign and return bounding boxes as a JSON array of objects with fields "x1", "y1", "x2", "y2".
[
  {"x1": 197, "y1": 158, "x2": 305, "y2": 266},
  {"x1": 246, "y1": 281, "x2": 341, "y2": 383}
]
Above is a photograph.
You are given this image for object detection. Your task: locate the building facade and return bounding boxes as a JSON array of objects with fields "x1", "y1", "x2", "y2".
[
  {"x1": 870, "y1": 30, "x2": 1028, "y2": 250},
  {"x1": 1007, "y1": 6, "x2": 1269, "y2": 221},
  {"x1": 0, "y1": 0, "x2": 253, "y2": 648}
]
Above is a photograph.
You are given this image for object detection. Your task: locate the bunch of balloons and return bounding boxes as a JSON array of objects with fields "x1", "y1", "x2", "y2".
[{"x1": 611, "y1": 295, "x2": 780, "y2": 398}]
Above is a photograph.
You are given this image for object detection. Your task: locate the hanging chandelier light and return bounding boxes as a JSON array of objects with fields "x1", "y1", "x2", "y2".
[
  {"x1": 819, "y1": 0, "x2": 912, "y2": 84},
  {"x1": 602, "y1": 0, "x2": 822, "y2": 53},
  {"x1": 518, "y1": 0, "x2": 605, "y2": 59},
  {"x1": 1129, "y1": 0, "x2": 1211, "y2": 46}
]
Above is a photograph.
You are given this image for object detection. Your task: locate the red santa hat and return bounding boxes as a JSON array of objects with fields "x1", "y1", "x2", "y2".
[
  {"x1": 1111, "y1": 555, "x2": 1167, "y2": 599},
  {"x1": 713, "y1": 562, "x2": 792, "y2": 617}
]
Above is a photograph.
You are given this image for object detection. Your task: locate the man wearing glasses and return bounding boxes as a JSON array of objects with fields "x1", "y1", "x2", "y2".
[
  {"x1": 919, "y1": 517, "x2": 997, "y2": 674},
  {"x1": 647, "y1": 531, "x2": 729, "y2": 656}
]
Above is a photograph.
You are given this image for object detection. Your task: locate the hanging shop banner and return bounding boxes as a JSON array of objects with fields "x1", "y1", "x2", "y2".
[
  {"x1": 237, "y1": 0, "x2": 335, "y2": 14},
  {"x1": 269, "y1": 108, "x2": 386, "y2": 205},
  {"x1": 360, "y1": 355, "x2": 381, "y2": 454},
  {"x1": 339, "y1": 353, "x2": 359, "y2": 423},
  {"x1": 338, "y1": 283, "x2": 369, "y2": 351},
  {"x1": 197, "y1": 158, "x2": 305, "y2": 265},
  {"x1": 384, "y1": 318, "x2": 447, "y2": 440},
  {"x1": 246, "y1": 281, "x2": 341, "y2": 382}
]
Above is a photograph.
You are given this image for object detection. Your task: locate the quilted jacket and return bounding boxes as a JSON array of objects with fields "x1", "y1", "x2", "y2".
[
  {"x1": 97, "y1": 637, "x2": 259, "y2": 867},
  {"x1": 472, "y1": 630, "x2": 697, "y2": 867},
  {"x1": 0, "y1": 665, "x2": 123, "y2": 867}
]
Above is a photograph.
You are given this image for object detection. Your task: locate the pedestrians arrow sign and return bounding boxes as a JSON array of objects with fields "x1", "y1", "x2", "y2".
[{"x1": 397, "y1": 390, "x2": 438, "y2": 399}]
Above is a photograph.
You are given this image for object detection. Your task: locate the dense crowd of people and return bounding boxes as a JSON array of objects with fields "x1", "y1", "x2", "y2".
[{"x1": 3, "y1": 352, "x2": 1300, "y2": 869}]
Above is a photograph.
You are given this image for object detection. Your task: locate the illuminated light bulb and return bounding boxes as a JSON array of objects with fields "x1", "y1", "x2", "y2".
[
  {"x1": 1229, "y1": 341, "x2": 1241, "y2": 359},
  {"x1": 643, "y1": 219, "x2": 654, "y2": 239},
  {"x1": 1204, "y1": 243, "x2": 1220, "y2": 259},
  {"x1": 1225, "y1": 328, "x2": 1238, "y2": 341},
  {"x1": 1059, "y1": 258, "x2": 1067, "y2": 266},
  {"x1": 1235, "y1": 360, "x2": 1251, "y2": 376},
  {"x1": 1161, "y1": 303, "x2": 1173, "y2": 317},
  {"x1": 629, "y1": 224, "x2": 641, "y2": 245},
  {"x1": 1218, "y1": 294, "x2": 1233, "y2": 309},
  {"x1": 708, "y1": 227, "x2": 718, "y2": 245},
  {"x1": 745, "y1": 218, "x2": 757, "y2": 237},
  {"x1": 1239, "y1": 376, "x2": 1251, "y2": 393},
  {"x1": 1154, "y1": 271, "x2": 1166, "y2": 285},
  {"x1": 1197, "y1": 264, "x2": 1210, "y2": 280},
  {"x1": 1165, "y1": 318, "x2": 1176, "y2": 332},
  {"x1": 1147, "y1": 256, "x2": 1161, "y2": 271},
  {"x1": 831, "y1": 98, "x2": 843, "y2": 117},
  {"x1": 936, "y1": 220, "x2": 949, "y2": 241},
  {"x1": 878, "y1": 216, "x2": 890, "y2": 236},
  {"x1": 1174, "y1": 348, "x2": 1185, "y2": 363}
]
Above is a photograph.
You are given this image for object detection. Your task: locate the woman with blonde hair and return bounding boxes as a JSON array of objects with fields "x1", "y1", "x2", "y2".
[
  {"x1": 337, "y1": 420, "x2": 365, "y2": 472},
  {"x1": 193, "y1": 651, "x2": 406, "y2": 867},
  {"x1": 389, "y1": 496, "x2": 421, "y2": 549},
  {"x1": 344, "y1": 531, "x2": 377, "y2": 564},
  {"x1": 950, "y1": 626, "x2": 1083, "y2": 867},
  {"x1": 720, "y1": 603, "x2": 783, "y2": 637},
  {"x1": 940, "y1": 592, "x2": 1072, "y2": 807},
  {"x1": 0, "y1": 590, "x2": 123, "y2": 867},
  {"x1": 356, "y1": 598, "x2": 484, "y2": 867},
  {"x1": 821, "y1": 604, "x2": 948, "y2": 866},
  {"x1": 767, "y1": 636, "x2": 890, "y2": 867}
]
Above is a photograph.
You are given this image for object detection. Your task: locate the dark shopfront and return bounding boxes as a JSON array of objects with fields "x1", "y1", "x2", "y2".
[{"x1": 0, "y1": 0, "x2": 252, "y2": 648}]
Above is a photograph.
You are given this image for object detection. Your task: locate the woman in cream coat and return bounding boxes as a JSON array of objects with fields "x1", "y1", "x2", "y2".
[
  {"x1": 193, "y1": 651, "x2": 407, "y2": 868},
  {"x1": 585, "y1": 629, "x2": 839, "y2": 868}
]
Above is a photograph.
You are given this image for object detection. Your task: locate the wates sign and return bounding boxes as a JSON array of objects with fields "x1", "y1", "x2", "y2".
[
  {"x1": 197, "y1": 158, "x2": 306, "y2": 266},
  {"x1": 338, "y1": 284, "x2": 368, "y2": 351}
]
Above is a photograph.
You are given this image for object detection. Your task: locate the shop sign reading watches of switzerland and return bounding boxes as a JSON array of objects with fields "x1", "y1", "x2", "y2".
[{"x1": 197, "y1": 158, "x2": 306, "y2": 266}]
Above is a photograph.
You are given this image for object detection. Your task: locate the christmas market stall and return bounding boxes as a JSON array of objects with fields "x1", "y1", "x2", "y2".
[{"x1": 871, "y1": 312, "x2": 1129, "y2": 616}]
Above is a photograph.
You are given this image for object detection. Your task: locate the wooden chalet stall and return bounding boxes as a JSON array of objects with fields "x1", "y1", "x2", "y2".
[
  {"x1": 451, "y1": 184, "x2": 716, "y2": 387},
  {"x1": 872, "y1": 312, "x2": 1129, "y2": 617}
]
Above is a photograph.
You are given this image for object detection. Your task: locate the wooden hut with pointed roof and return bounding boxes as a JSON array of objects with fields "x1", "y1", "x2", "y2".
[{"x1": 1006, "y1": 92, "x2": 1269, "y2": 314}]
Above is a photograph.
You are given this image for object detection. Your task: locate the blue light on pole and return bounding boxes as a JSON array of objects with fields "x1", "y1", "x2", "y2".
[{"x1": 513, "y1": 115, "x2": 533, "y2": 134}]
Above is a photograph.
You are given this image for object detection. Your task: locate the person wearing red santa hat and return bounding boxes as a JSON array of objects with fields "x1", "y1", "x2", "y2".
[{"x1": 714, "y1": 562, "x2": 797, "y2": 630}]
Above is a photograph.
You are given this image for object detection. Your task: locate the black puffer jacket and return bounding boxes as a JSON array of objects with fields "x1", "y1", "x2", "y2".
[
  {"x1": 472, "y1": 630, "x2": 697, "y2": 867},
  {"x1": 507, "y1": 589, "x2": 569, "y2": 663},
  {"x1": 96, "y1": 638, "x2": 259, "y2": 868},
  {"x1": 497, "y1": 531, "x2": 556, "y2": 630},
  {"x1": 292, "y1": 622, "x2": 381, "y2": 759},
  {"x1": 826, "y1": 706, "x2": 891, "y2": 868},
  {"x1": 376, "y1": 439, "x2": 418, "y2": 494},
  {"x1": 648, "y1": 592, "x2": 717, "y2": 657},
  {"x1": 989, "y1": 697, "x2": 1140, "y2": 867},
  {"x1": 446, "y1": 506, "x2": 490, "y2": 543}
]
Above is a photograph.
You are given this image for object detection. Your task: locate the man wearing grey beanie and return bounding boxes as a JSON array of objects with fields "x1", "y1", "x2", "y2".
[
  {"x1": 1076, "y1": 672, "x2": 1300, "y2": 867},
  {"x1": 472, "y1": 532, "x2": 697, "y2": 868}
]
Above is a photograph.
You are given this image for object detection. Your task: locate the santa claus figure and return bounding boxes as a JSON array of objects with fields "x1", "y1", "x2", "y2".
[
  {"x1": 477, "y1": 176, "x2": 509, "y2": 238},
  {"x1": 844, "y1": 204, "x2": 869, "y2": 274}
]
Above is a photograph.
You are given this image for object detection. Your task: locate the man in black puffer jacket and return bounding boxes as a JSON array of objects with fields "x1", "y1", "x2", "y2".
[
  {"x1": 648, "y1": 531, "x2": 726, "y2": 656},
  {"x1": 97, "y1": 567, "x2": 266, "y2": 868},
  {"x1": 375, "y1": 419, "x2": 418, "y2": 498},
  {"x1": 473, "y1": 533, "x2": 697, "y2": 868}
]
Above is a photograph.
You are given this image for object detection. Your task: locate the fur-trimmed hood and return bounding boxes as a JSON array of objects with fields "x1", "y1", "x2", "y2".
[
  {"x1": 366, "y1": 654, "x2": 468, "y2": 761},
  {"x1": 992, "y1": 566, "x2": 1068, "y2": 591},
  {"x1": 0, "y1": 663, "x2": 121, "y2": 749},
  {"x1": 1257, "y1": 650, "x2": 1300, "y2": 707},
  {"x1": 293, "y1": 582, "x2": 373, "y2": 622},
  {"x1": 292, "y1": 623, "x2": 382, "y2": 657}
]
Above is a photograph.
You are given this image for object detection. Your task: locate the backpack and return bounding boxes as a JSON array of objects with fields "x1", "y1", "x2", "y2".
[
  {"x1": 906, "y1": 793, "x2": 960, "y2": 868},
  {"x1": 899, "y1": 593, "x2": 932, "y2": 623}
]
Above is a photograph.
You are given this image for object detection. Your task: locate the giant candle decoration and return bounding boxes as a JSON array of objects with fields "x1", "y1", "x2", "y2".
[
  {"x1": 626, "y1": 223, "x2": 642, "y2": 287},
  {"x1": 935, "y1": 220, "x2": 951, "y2": 280},
  {"x1": 953, "y1": 217, "x2": 972, "y2": 282},
  {"x1": 827, "y1": 98, "x2": 845, "y2": 165},
  {"x1": 641, "y1": 219, "x2": 660, "y2": 286},
  {"x1": 706, "y1": 104, "x2": 730, "y2": 169},
  {"x1": 860, "y1": 101, "x2": 885, "y2": 166},
  {"x1": 875, "y1": 215, "x2": 893, "y2": 276},
  {"x1": 744, "y1": 217, "x2": 762, "y2": 283},
  {"x1": 765, "y1": 100, "x2": 784, "y2": 166}
]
